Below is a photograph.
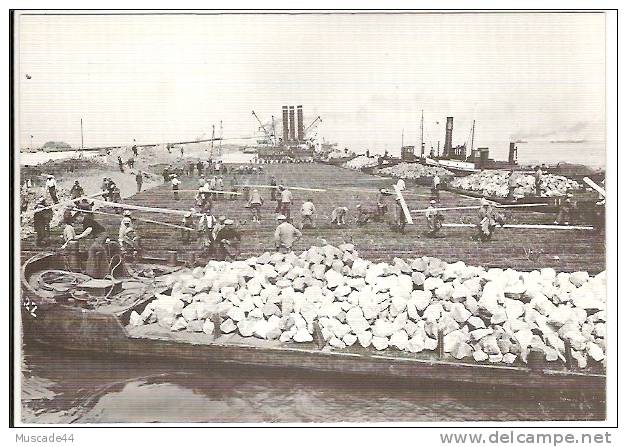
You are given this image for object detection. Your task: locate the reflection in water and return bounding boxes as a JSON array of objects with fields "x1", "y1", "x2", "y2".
[{"x1": 20, "y1": 341, "x2": 605, "y2": 424}]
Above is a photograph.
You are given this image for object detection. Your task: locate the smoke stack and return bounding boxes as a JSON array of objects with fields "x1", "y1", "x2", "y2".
[
  {"x1": 297, "y1": 105, "x2": 304, "y2": 142},
  {"x1": 288, "y1": 106, "x2": 296, "y2": 143},
  {"x1": 444, "y1": 117, "x2": 454, "y2": 158},
  {"x1": 282, "y1": 106, "x2": 289, "y2": 143},
  {"x1": 508, "y1": 142, "x2": 517, "y2": 164}
]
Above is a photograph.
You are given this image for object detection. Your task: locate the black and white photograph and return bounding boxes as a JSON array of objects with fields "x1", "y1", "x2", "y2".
[{"x1": 10, "y1": 9, "x2": 617, "y2": 429}]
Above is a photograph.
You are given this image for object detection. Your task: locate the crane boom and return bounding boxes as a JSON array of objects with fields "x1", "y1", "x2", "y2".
[
  {"x1": 251, "y1": 110, "x2": 272, "y2": 140},
  {"x1": 305, "y1": 116, "x2": 322, "y2": 133}
]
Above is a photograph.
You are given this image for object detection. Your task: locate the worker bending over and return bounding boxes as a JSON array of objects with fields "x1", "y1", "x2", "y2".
[
  {"x1": 475, "y1": 198, "x2": 505, "y2": 242},
  {"x1": 392, "y1": 197, "x2": 407, "y2": 233},
  {"x1": 46, "y1": 175, "x2": 59, "y2": 204},
  {"x1": 197, "y1": 212, "x2": 217, "y2": 257},
  {"x1": 376, "y1": 188, "x2": 389, "y2": 220},
  {"x1": 33, "y1": 198, "x2": 53, "y2": 246},
  {"x1": 274, "y1": 214, "x2": 302, "y2": 253},
  {"x1": 300, "y1": 198, "x2": 316, "y2": 229},
  {"x1": 214, "y1": 219, "x2": 241, "y2": 261},
  {"x1": 181, "y1": 210, "x2": 195, "y2": 242},
  {"x1": 330, "y1": 206, "x2": 349, "y2": 227},
  {"x1": 118, "y1": 216, "x2": 141, "y2": 257},
  {"x1": 171, "y1": 174, "x2": 181, "y2": 200},
  {"x1": 278, "y1": 185, "x2": 293, "y2": 220},
  {"x1": 425, "y1": 200, "x2": 444, "y2": 238},
  {"x1": 248, "y1": 188, "x2": 264, "y2": 223},
  {"x1": 70, "y1": 180, "x2": 85, "y2": 199}
]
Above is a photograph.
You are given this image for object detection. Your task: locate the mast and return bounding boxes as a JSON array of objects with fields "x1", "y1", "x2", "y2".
[
  {"x1": 469, "y1": 119, "x2": 475, "y2": 160},
  {"x1": 420, "y1": 110, "x2": 424, "y2": 158},
  {"x1": 401, "y1": 128, "x2": 404, "y2": 148},
  {"x1": 219, "y1": 120, "x2": 223, "y2": 155},
  {"x1": 80, "y1": 118, "x2": 84, "y2": 150},
  {"x1": 271, "y1": 115, "x2": 276, "y2": 145},
  {"x1": 211, "y1": 124, "x2": 215, "y2": 157}
]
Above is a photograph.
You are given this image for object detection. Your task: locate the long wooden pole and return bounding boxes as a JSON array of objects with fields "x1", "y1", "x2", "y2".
[
  {"x1": 394, "y1": 184, "x2": 413, "y2": 224},
  {"x1": 22, "y1": 191, "x2": 104, "y2": 216},
  {"x1": 75, "y1": 208, "x2": 195, "y2": 231},
  {"x1": 411, "y1": 203, "x2": 549, "y2": 213},
  {"x1": 91, "y1": 198, "x2": 191, "y2": 216},
  {"x1": 442, "y1": 223, "x2": 594, "y2": 231},
  {"x1": 583, "y1": 177, "x2": 605, "y2": 198},
  {"x1": 235, "y1": 184, "x2": 327, "y2": 192}
]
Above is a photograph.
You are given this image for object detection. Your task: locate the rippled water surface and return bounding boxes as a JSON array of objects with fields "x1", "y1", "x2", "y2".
[{"x1": 20, "y1": 341, "x2": 605, "y2": 424}]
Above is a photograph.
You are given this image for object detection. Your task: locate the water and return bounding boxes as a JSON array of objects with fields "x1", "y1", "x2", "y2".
[
  {"x1": 20, "y1": 341, "x2": 605, "y2": 424},
  {"x1": 20, "y1": 150, "x2": 104, "y2": 166}
]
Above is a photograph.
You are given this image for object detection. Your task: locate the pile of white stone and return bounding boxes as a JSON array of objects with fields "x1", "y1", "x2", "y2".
[
  {"x1": 450, "y1": 171, "x2": 581, "y2": 198},
  {"x1": 129, "y1": 245, "x2": 606, "y2": 369},
  {"x1": 377, "y1": 163, "x2": 453, "y2": 180},
  {"x1": 343, "y1": 156, "x2": 379, "y2": 170}
]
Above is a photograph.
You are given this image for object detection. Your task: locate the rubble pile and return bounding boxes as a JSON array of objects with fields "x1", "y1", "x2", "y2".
[
  {"x1": 130, "y1": 245, "x2": 606, "y2": 369},
  {"x1": 343, "y1": 156, "x2": 379, "y2": 170},
  {"x1": 377, "y1": 163, "x2": 453, "y2": 180},
  {"x1": 449, "y1": 170, "x2": 581, "y2": 198}
]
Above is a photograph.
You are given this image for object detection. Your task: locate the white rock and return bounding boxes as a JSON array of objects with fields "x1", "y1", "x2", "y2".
[
  {"x1": 502, "y1": 353, "x2": 517, "y2": 364},
  {"x1": 202, "y1": 319, "x2": 215, "y2": 335},
  {"x1": 390, "y1": 330, "x2": 409, "y2": 350},
  {"x1": 423, "y1": 277, "x2": 445, "y2": 291},
  {"x1": 325, "y1": 269, "x2": 345, "y2": 289},
  {"x1": 450, "y1": 302, "x2": 471, "y2": 323},
  {"x1": 358, "y1": 330, "x2": 373, "y2": 348},
  {"x1": 424, "y1": 337, "x2": 438, "y2": 351},
  {"x1": 346, "y1": 307, "x2": 370, "y2": 334},
  {"x1": 372, "y1": 336, "x2": 389, "y2": 351},
  {"x1": 220, "y1": 318, "x2": 237, "y2": 333},
  {"x1": 435, "y1": 283, "x2": 454, "y2": 301},
  {"x1": 372, "y1": 319, "x2": 395, "y2": 338},
  {"x1": 171, "y1": 317, "x2": 187, "y2": 331},
  {"x1": 253, "y1": 319, "x2": 270, "y2": 339},
  {"x1": 329, "y1": 337, "x2": 346, "y2": 349},
  {"x1": 237, "y1": 319, "x2": 256, "y2": 337},
  {"x1": 410, "y1": 290, "x2": 432, "y2": 312},
  {"x1": 129, "y1": 311, "x2": 143, "y2": 326},
  {"x1": 473, "y1": 349, "x2": 489, "y2": 362},
  {"x1": 407, "y1": 334, "x2": 425, "y2": 353},
  {"x1": 423, "y1": 302, "x2": 443, "y2": 322},
  {"x1": 587, "y1": 341, "x2": 605, "y2": 361},
  {"x1": 293, "y1": 328, "x2": 313, "y2": 343},
  {"x1": 467, "y1": 316, "x2": 486, "y2": 329},
  {"x1": 343, "y1": 333, "x2": 358, "y2": 346},
  {"x1": 451, "y1": 342, "x2": 473, "y2": 360}
]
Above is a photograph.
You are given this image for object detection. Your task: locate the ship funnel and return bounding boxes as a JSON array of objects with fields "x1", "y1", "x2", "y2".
[
  {"x1": 288, "y1": 106, "x2": 296, "y2": 143},
  {"x1": 297, "y1": 105, "x2": 304, "y2": 142},
  {"x1": 444, "y1": 117, "x2": 453, "y2": 158},
  {"x1": 282, "y1": 106, "x2": 289, "y2": 143}
]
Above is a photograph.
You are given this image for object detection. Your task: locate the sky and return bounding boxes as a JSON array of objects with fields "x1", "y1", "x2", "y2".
[{"x1": 16, "y1": 12, "x2": 606, "y2": 162}]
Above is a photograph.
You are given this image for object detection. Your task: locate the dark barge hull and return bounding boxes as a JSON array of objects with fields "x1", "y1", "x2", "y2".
[
  {"x1": 20, "y1": 254, "x2": 605, "y2": 394},
  {"x1": 444, "y1": 186, "x2": 563, "y2": 213}
]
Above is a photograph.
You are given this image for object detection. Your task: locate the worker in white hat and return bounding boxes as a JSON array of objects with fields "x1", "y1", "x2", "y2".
[
  {"x1": 248, "y1": 188, "x2": 264, "y2": 223},
  {"x1": 171, "y1": 173, "x2": 181, "y2": 201},
  {"x1": 425, "y1": 200, "x2": 444, "y2": 238},
  {"x1": 392, "y1": 196, "x2": 407, "y2": 233},
  {"x1": 45, "y1": 174, "x2": 59, "y2": 204},
  {"x1": 215, "y1": 219, "x2": 241, "y2": 260},
  {"x1": 274, "y1": 214, "x2": 302, "y2": 253},
  {"x1": 33, "y1": 197, "x2": 52, "y2": 246},
  {"x1": 278, "y1": 185, "x2": 293, "y2": 220},
  {"x1": 118, "y1": 216, "x2": 140, "y2": 256}
]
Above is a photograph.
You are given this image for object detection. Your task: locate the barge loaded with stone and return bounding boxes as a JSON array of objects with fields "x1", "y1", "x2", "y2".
[{"x1": 21, "y1": 243, "x2": 606, "y2": 394}]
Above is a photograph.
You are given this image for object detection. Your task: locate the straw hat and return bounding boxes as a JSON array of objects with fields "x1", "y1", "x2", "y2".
[
  {"x1": 224, "y1": 219, "x2": 234, "y2": 225},
  {"x1": 121, "y1": 217, "x2": 132, "y2": 225},
  {"x1": 430, "y1": 200, "x2": 436, "y2": 205},
  {"x1": 276, "y1": 214, "x2": 287, "y2": 221},
  {"x1": 123, "y1": 210, "x2": 132, "y2": 217},
  {"x1": 218, "y1": 215, "x2": 227, "y2": 222},
  {"x1": 481, "y1": 198, "x2": 489, "y2": 206},
  {"x1": 184, "y1": 211, "x2": 192, "y2": 218}
]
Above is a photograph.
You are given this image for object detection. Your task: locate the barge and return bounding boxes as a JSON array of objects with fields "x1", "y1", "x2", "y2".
[{"x1": 20, "y1": 252, "x2": 606, "y2": 394}]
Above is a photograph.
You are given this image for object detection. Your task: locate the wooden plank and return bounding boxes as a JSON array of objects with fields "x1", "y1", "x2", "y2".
[
  {"x1": 235, "y1": 184, "x2": 327, "y2": 192},
  {"x1": 411, "y1": 203, "x2": 549, "y2": 213},
  {"x1": 21, "y1": 191, "x2": 104, "y2": 216},
  {"x1": 91, "y1": 199, "x2": 191, "y2": 216},
  {"x1": 442, "y1": 223, "x2": 594, "y2": 230},
  {"x1": 393, "y1": 184, "x2": 413, "y2": 224},
  {"x1": 75, "y1": 208, "x2": 195, "y2": 231},
  {"x1": 583, "y1": 177, "x2": 606, "y2": 198}
]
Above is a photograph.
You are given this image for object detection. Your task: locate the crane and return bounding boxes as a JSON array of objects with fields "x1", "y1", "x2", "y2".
[
  {"x1": 305, "y1": 116, "x2": 322, "y2": 134},
  {"x1": 251, "y1": 110, "x2": 272, "y2": 141}
]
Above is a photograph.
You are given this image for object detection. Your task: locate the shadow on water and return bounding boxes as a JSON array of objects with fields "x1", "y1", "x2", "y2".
[{"x1": 20, "y1": 340, "x2": 605, "y2": 424}]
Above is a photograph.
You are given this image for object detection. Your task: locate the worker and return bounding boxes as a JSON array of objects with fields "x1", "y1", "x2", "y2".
[
  {"x1": 507, "y1": 170, "x2": 518, "y2": 199},
  {"x1": 197, "y1": 211, "x2": 217, "y2": 256},
  {"x1": 535, "y1": 166, "x2": 543, "y2": 196},
  {"x1": 33, "y1": 198, "x2": 52, "y2": 246},
  {"x1": 117, "y1": 156, "x2": 125, "y2": 173},
  {"x1": 132, "y1": 144, "x2": 138, "y2": 157},
  {"x1": 330, "y1": 206, "x2": 349, "y2": 227},
  {"x1": 181, "y1": 210, "x2": 195, "y2": 242},
  {"x1": 396, "y1": 178, "x2": 406, "y2": 192},
  {"x1": 229, "y1": 175, "x2": 239, "y2": 201},
  {"x1": 101, "y1": 177, "x2": 111, "y2": 201},
  {"x1": 171, "y1": 174, "x2": 181, "y2": 200},
  {"x1": 111, "y1": 185, "x2": 122, "y2": 212},
  {"x1": 180, "y1": 146, "x2": 184, "y2": 157},
  {"x1": 135, "y1": 170, "x2": 143, "y2": 193},
  {"x1": 212, "y1": 215, "x2": 227, "y2": 242},
  {"x1": 188, "y1": 161, "x2": 195, "y2": 177},
  {"x1": 62, "y1": 213, "x2": 91, "y2": 246},
  {"x1": 85, "y1": 234, "x2": 111, "y2": 279},
  {"x1": 69, "y1": 180, "x2": 85, "y2": 200},
  {"x1": 209, "y1": 176, "x2": 217, "y2": 200},
  {"x1": 45, "y1": 175, "x2": 59, "y2": 204},
  {"x1": 279, "y1": 185, "x2": 293, "y2": 220},
  {"x1": 301, "y1": 198, "x2": 316, "y2": 229},
  {"x1": 248, "y1": 188, "x2": 264, "y2": 223},
  {"x1": 554, "y1": 194, "x2": 574, "y2": 225},
  {"x1": 216, "y1": 176, "x2": 224, "y2": 200},
  {"x1": 475, "y1": 198, "x2": 505, "y2": 242},
  {"x1": 77, "y1": 199, "x2": 105, "y2": 238},
  {"x1": 393, "y1": 197, "x2": 407, "y2": 233},
  {"x1": 118, "y1": 216, "x2": 141, "y2": 256},
  {"x1": 127, "y1": 157, "x2": 135, "y2": 169},
  {"x1": 196, "y1": 160, "x2": 204, "y2": 177},
  {"x1": 425, "y1": 200, "x2": 444, "y2": 238},
  {"x1": 274, "y1": 214, "x2": 302, "y2": 253},
  {"x1": 162, "y1": 166, "x2": 171, "y2": 183},
  {"x1": 214, "y1": 219, "x2": 242, "y2": 261},
  {"x1": 376, "y1": 188, "x2": 389, "y2": 221},
  {"x1": 270, "y1": 175, "x2": 278, "y2": 201},
  {"x1": 198, "y1": 175, "x2": 206, "y2": 188},
  {"x1": 432, "y1": 174, "x2": 441, "y2": 202}
]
